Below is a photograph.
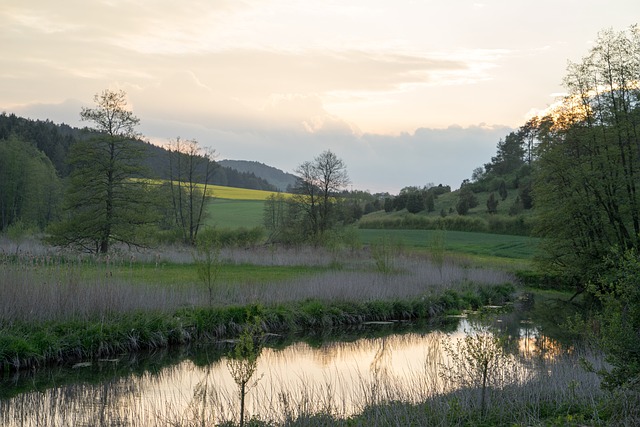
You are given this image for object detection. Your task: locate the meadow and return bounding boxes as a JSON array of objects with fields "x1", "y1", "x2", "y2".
[
  {"x1": 204, "y1": 199, "x2": 266, "y2": 229},
  {"x1": 202, "y1": 190, "x2": 539, "y2": 271},
  {"x1": 7, "y1": 187, "x2": 624, "y2": 426},
  {"x1": 358, "y1": 229, "x2": 538, "y2": 270}
]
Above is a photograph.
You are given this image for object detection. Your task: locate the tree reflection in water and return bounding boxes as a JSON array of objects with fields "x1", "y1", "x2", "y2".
[{"x1": 0, "y1": 311, "x2": 603, "y2": 426}]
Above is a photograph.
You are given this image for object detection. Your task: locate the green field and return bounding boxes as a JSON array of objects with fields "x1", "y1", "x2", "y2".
[
  {"x1": 358, "y1": 228, "x2": 540, "y2": 261},
  {"x1": 199, "y1": 185, "x2": 539, "y2": 268},
  {"x1": 205, "y1": 199, "x2": 266, "y2": 228}
]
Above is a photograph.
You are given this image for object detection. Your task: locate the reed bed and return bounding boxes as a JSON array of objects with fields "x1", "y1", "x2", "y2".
[
  {"x1": 0, "y1": 237, "x2": 514, "y2": 372},
  {"x1": 0, "y1": 240, "x2": 512, "y2": 324}
]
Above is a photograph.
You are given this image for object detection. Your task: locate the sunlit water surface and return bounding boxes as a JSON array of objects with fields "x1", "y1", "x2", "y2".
[{"x1": 0, "y1": 299, "x2": 595, "y2": 426}]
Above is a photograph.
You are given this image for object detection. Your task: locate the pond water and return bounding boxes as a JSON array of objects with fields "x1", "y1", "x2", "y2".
[{"x1": 0, "y1": 293, "x2": 600, "y2": 426}]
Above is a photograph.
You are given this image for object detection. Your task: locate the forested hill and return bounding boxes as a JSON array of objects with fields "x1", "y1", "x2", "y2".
[
  {"x1": 0, "y1": 113, "x2": 276, "y2": 191},
  {"x1": 218, "y1": 159, "x2": 297, "y2": 191}
]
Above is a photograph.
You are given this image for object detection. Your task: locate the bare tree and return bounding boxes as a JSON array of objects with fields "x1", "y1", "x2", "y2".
[
  {"x1": 167, "y1": 137, "x2": 215, "y2": 245},
  {"x1": 293, "y1": 150, "x2": 349, "y2": 239}
]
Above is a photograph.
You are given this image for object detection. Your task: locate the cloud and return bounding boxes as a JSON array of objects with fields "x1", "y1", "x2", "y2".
[
  {"x1": 5, "y1": 88, "x2": 511, "y2": 194},
  {"x1": 6, "y1": 98, "x2": 86, "y2": 127}
]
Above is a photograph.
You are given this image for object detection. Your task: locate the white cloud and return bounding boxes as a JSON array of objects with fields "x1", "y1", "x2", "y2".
[{"x1": 3, "y1": 0, "x2": 640, "y2": 193}]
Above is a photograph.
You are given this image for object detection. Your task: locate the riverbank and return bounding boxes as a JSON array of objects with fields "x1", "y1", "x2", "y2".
[
  {"x1": 5, "y1": 290, "x2": 635, "y2": 427},
  {"x1": 0, "y1": 282, "x2": 514, "y2": 372}
]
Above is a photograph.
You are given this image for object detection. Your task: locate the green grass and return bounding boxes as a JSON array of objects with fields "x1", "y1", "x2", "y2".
[
  {"x1": 431, "y1": 186, "x2": 533, "y2": 217},
  {"x1": 204, "y1": 199, "x2": 266, "y2": 229},
  {"x1": 358, "y1": 229, "x2": 540, "y2": 261}
]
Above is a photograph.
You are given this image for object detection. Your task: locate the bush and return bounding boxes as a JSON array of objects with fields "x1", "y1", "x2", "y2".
[{"x1": 590, "y1": 249, "x2": 640, "y2": 390}]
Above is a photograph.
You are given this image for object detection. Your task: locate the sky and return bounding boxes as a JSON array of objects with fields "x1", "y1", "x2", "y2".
[{"x1": 2, "y1": 1, "x2": 639, "y2": 194}]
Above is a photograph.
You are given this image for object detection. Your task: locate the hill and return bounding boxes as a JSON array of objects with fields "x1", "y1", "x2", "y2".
[
  {"x1": 218, "y1": 159, "x2": 298, "y2": 191},
  {"x1": 0, "y1": 113, "x2": 276, "y2": 191}
]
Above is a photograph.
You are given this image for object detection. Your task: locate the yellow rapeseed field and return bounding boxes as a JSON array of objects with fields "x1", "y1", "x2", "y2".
[{"x1": 140, "y1": 178, "x2": 290, "y2": 201}]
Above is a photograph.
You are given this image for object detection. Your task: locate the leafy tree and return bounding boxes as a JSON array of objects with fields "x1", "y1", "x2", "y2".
[
  {"x1": 425, "y1": 191, "x2": 436, "y2": 212},
  {"x1": 497, "y1": 179, "x2": 508, "y2": 201},
  {"x1": 291, "y1": 150, "x2": 349, "y2": 240},
  {"x1": 406, "y1": 191, "x2": 424, "y2": 214},
  {"x1": 484, "y1": 131, "x2": 525, "y2": 175},
  {"x1": 440, "y1": 325, "x2": 521, "y2": 417},
  {"x1": 534, "y1": 25, "x2": 640, "y2": 283},
  {"x1": 49, "y1": 89, "x2": 154, "y2": 253},
  {"x1": 508, "y1": 196, "x2": 523, "y2": 216},
  {"x1": 0, "y1": 136, "x2": 61, "y2": 231},
  {"x1": 0, "y1": 113, "x2": 75, "y2": 177},
  {"x1": 588, "y1": 249, "x2": 640, "y2": 390},
  {"x1": 456, "y1": 186, "x2": 478, "y2": 215},
  {"x1": 393, "y1": 192, "x2": 408, "y2": 211},
  {"x1": 226, "y1": 316, "x2": 263, "y2": 427},
  {"x1": 486, "y1": 192, "x2": 499, "y2": 214},
  {"x1": 263, "y1": 193, "x2": 308, "y2": 244},
  {"x1": 167, "y1": 137, "x2": 215, "y2": 245},
  {"x1": 383, "y1": 197, "x2": 394, "y2": 213},
  {"x1": 471, "y1": 166, "x2": 485, "y2": 182},
  {"x1": 518, "y1": 180, "x2": 533, "y2": 209}
]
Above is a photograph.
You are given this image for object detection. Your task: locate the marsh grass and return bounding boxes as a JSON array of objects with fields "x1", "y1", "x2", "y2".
[
  {"x1": 0, "y1": 239, "x2": 512, "y2": 324},
  {"x1": 0, "y1": 237, "x2": 515, "y2": 372}
]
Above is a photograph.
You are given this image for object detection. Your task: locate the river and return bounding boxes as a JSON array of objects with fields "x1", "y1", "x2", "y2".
[{"x1": 0, "y1": 292, "x2": 603, "y2": 426}]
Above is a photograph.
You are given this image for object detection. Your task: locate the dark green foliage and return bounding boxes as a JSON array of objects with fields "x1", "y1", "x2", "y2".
[
  {"x1": 484, "y1": 131, "x2": 525, "y2": 176},
  {"x1": 425, "y1": 192, "x2": 436, "y2": 212},
  {"x1": 360, "y1": 214, "x2": 534, "y2": 236},
  {"x1": 218, "y1": 159, "x2": 297, "y2": 191},
  {"x1": 497, "y1": 180, "x2": 508, "y2": 201},
  {"x1": 508, "y1": 196, "x2": 523, "y2": 216},
  {"x1": 0, "y1": 136, "x2": 61, "y2": 231},
  {"x1": 534, "y1": 26, "x2": 640, "y2": 283},
  {"x1": 589, "y1": 249, "x2": 640, "y2": 390},
  {"x1": 383, "y1": 197, "x2": 394, "y2": 213},
  {"x1": 486, "y1": 193, "x2": 498, "y2": 214},
  {"x1": 0, "y1": 113, "x2": 75, "y2": 177},
  {"x1": 386, "y1": 185, "x2": 449, "y2": 214},
  {"x1": 406, "y1": 191, "x2": 424, "y2": 214},
  {"x1": 48, "y1": 90, "x2": 156, "y2": 253},
  {"x1": 455, "y1": 186, "x2": 478, "y2": 215},
  {"x1": 197, "y1": 227, "x2": 264, "y2": 248},
  {"x1": 518, "y1": 179, "x2": 533, "y2": 209}
]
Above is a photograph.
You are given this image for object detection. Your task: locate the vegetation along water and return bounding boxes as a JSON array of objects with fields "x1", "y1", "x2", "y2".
[{"x1": 2, "y1": 24, "x2": 640, "y2": 426}]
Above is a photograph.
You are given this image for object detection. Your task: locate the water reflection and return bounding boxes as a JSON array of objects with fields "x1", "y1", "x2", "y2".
[{"x1": 0, "y1": 295, "x2": 596, "y2": 426}]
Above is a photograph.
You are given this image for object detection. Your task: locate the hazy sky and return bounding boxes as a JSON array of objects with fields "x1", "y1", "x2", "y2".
[{"x1": 2, "y1": 1, "x2": 639, "y2": 193}]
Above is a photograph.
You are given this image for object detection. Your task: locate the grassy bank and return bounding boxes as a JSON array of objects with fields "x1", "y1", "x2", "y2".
[
  {"x1": 0, "y1": 240, "x2": 515, "y2": 372},
  {"x1": 0, "y1": 283, "x2": 513, "y2": 372}
]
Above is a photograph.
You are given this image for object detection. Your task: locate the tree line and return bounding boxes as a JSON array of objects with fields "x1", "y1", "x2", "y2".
[
  {"x1": 523, "y1": 25, "x2": 640, "y2": 390},
  {"x1": 0, "y1": 110, "x2": 278, "y2": 238}
]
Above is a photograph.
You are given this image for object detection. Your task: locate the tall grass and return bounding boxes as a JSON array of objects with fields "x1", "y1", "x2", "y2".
[
  {"x1": 0, "y1": 237, "x2": 515, "y2": 372},
  {"x1": 0, "y1": 240, "x2": 512, "y2": 324}
]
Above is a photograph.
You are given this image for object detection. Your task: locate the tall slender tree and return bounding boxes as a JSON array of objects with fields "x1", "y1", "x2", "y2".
[
  {"x1": 49, "y1": 89, "x2": 153, "y2": 253},
  {"x1": 167, "y1": 137, "x2": 215, "y2": 245}
]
